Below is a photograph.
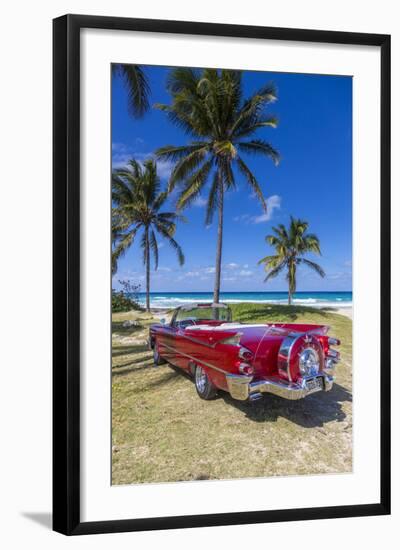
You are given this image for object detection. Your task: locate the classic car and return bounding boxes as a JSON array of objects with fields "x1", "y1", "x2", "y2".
[{"x1": 148, "y1": 303, "x2": 340, "y2": 402}]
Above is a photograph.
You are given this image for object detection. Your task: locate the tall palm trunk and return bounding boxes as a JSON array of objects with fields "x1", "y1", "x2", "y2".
[
  {"x1": 213, "y1": 177, "x2": 224, "y2": 305},
  {"x1": 288, "y1": 259, "x2": 296, "y2": 306},
  {"x1": 145, "y1": 226, "x2": 150, "y2": 312}
]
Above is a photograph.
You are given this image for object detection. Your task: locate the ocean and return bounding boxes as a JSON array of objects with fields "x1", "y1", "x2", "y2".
[{"x1": 136, "y1": 291, "x2": 352, "y2": 309}]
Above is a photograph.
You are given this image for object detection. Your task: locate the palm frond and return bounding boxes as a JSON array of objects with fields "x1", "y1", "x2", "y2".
[
  {"x1": 168, "y1": 148, "x2": 208, "y2": 191},
  {"x1": 155, "y1": 143, "x2": 209, "y2": 162},
  {"x1": 205, "y1": 170, "x2": 220, "y2": 226},
  {"x1": 264, "y1": 261, "x2": 286, "y2": 282},
  {"x1": 236, "y1": 156, "x2": 266, "y2": 211},
  {"x1": 233, "y1": 115, "x2": 279, "y2": 140},
  {"x1": 238, "y1": 139, "x2": 280, "y2": 165},
  {"x1": 176, "y1": 159, "x2": 213, "y2": 210},
  {"x1": 155, "y1": 224, "x2": 185, "y2": 266},
  {"x1": 112, "y1": 227, "x2": 138, "y2": 274},
  {"x1": 149, "y1": 229, "x2": 159, "y2": 270},
  {"x1": 114, "y1": 64, "x2": 150, "y2": 118},
  {"x1": 300, "y1": 258, "x2": 326, "y2": 278}
]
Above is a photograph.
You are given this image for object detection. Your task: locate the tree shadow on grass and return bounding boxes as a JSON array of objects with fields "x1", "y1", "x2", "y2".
[
  {"x1": 112, "y1": 344, "x2": 149, "y2": 357},
  {"x1": 234, "y1": 304, "x2": 335, "y2": 323},
  {"x1": 112, "y1": 361, "x2": 157, "y2": 378},
  {"x1": 112, "y1": 321, "x2": 144, "y2": 334},
  {"x1": 221, "y1": 383, "x2": 352, "y2": 428},
  {"x1": 113, "y1": 353, "x2": 154, "y2": 369}
]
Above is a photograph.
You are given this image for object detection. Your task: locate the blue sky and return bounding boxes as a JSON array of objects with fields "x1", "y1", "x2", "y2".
[{"x1": 112, "y1": 66, "x2": 352, "y2": 293}]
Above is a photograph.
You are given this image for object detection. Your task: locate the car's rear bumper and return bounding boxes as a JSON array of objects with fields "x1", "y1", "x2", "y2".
[{"x1": 226, "y1": 373, "x2": 334, "y2": 401}]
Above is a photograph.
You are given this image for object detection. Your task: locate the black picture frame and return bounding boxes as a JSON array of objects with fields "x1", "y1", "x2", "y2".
[{"x1": 53, "y1": 14, "x2": 391, "y2": 536}]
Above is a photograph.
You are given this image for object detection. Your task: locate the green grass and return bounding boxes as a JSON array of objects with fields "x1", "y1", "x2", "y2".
[{"x1": 112, "y1": 304, "x2": 352, "y2": 485}]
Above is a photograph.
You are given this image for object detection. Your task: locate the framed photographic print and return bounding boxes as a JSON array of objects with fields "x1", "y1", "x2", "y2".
[{"x1": 53, "y1": 14, "x2": 391, "y2": 535}]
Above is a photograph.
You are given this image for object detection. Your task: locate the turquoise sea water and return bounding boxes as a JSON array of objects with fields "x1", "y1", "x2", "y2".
[{"x1": 136, "y1": 291, "x2": 352, "y2": 309}]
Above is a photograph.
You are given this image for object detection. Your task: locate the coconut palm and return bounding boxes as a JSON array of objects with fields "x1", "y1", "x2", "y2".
[
  {"x1": 258, "y1": 217, "x2": 325, "y2": 305},
  {"x1": 112, "y1": 159, "x2": 185, "y2": 311},
  {"x1": 112, "y1": 64, "x2": 150, "y2": 118},
  {"x1": 155, "y1": 68, "x2": 280, "y2": 303}
]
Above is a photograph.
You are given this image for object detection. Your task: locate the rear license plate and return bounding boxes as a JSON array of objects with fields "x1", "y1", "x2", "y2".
[{"x1": 305, "y1": 377, "x2": 324, "y2": 394}]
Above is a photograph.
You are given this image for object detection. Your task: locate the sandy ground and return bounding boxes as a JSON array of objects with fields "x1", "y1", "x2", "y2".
[{"x1": 331, "y1": 307, "x2": 353, "y2": 320}]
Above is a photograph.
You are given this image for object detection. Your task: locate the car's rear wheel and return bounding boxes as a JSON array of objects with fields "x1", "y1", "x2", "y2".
[
  {"x1": 153, "y1": 344, "x2": 166, "y2": 366},
  {"x1": 194, "y1": 365, "x2": 217, "y2": 400}
]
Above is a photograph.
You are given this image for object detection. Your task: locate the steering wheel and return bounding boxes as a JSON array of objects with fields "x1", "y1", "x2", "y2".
[{"x1": 178, "y1": 319, "x2": 196, "y2": 329}]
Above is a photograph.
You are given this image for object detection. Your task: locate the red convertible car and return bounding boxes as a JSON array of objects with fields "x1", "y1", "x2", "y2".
[{"x1": 149, "y1": 303, "x2": 340, "y2": 402}]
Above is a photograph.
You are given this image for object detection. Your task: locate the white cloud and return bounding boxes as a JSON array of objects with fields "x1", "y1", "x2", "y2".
[
  {"x1": 111, "y1": 143, "x2": 173, "y2": 180},
  {"x1": 204, "y1": 267, "x2": 216, "y2": 274},
  {"x1": 233, "y1": 195, "x2": 281, "y2": 224},
  {"x1": 251, "y1": 195, "x2": 281, "y2": 223},
  {"x1": 327, "y1": 271, "x2": 351, "y2": 281},
  {"x1": 193, "y1": 196, "x2": 207, "y2": 207},
  {"x1": 225, "y1": 262, "x2": 240, "y2": 270},
  {"x1": 223, "y1": 276, "x2": 237, "y2": 282},
  {"x1": 233, "y1": 214, "x2": 250, "y2": 223},
  {"x1": 156, "y1": 159, "x2": 174, "y2": 180},
  {"x1": 239, "y1": 269, "x2": 253, "y2": 277}
]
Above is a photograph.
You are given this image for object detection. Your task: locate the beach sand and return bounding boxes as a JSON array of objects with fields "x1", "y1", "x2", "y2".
[{"x1": 331, "y1": 307, "x2": 353, "y2": 320}]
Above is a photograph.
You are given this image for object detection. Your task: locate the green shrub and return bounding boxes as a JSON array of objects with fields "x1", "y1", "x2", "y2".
[{"x1": 112, "y1": 280, "x2": 143, "y2": 312}]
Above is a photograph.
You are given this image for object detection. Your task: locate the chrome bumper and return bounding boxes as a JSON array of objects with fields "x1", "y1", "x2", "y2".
[{"x1": 226, "y1": 372, "x2": 334, "y2": 402}]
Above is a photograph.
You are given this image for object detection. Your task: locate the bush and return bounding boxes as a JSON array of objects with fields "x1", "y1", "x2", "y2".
[{"x1": 112, "y1": 280, "x2": 143, "y2": 312}]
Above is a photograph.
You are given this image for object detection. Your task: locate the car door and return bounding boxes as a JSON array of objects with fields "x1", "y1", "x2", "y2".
[{"x1": 156, "y1": 317, "x2": 178, "y2": 364}]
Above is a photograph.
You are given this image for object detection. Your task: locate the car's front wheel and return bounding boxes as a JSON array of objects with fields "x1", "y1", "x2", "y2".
[
  {"x1": 194, "y1": 365, "x2": 217, "y2": 400},
  {"x1": 153, "y1": 343, "x2": 166, "y2": 366}
]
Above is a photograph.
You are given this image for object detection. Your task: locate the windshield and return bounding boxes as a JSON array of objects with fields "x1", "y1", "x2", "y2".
[{"x1": 172, "y1": 305, "x2": 232, "y2": 327}]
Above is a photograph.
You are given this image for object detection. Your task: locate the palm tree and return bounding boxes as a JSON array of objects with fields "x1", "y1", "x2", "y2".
[
  {"x1": 155, "y1": 68, "x2": 280, "y2": 303},
  {"x1": 112, "y1": 64, "x2": 150, "y2": 118},
  {"x1": 112, "y1": 159, "x2": 185, "y2": 311},
  {"x1": 258, "y1": 217, "x2": 325, "y2": 305}
]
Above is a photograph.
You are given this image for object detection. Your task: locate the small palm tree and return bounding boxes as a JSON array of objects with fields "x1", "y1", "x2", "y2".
[
  {"x1": 258, "y1": 217, "x2": 325, "y2": 305},
  {"x1": 112, "y1": 64, "x2": 150, "y2": 118},
  {"x1": 112, "y1": 159, "x2": 185, "y2": 311},
  {"x1": 155, "y1": 68, "x2": 280, "y2": 303}
]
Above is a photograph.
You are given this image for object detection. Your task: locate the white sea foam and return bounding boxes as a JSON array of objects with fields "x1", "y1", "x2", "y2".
[{"x1": 138, "y1": 295, "x2": 353, "y2": 310}]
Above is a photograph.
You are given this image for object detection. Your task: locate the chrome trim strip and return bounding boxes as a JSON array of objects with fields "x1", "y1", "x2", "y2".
[
  {"x1": 277, "y1": 332, "x2": 301, "y2": 382},
  {"x1": 162, "y1": 342, "x2": 231, "y2": 375},
  {"x1": 327, "y1": 349, "x2": 340, "y2": 359}
]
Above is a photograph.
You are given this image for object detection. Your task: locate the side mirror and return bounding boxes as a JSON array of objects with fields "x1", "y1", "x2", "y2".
[{"x1": 160, "y1": 318, "x2": 166, "y2": 325}]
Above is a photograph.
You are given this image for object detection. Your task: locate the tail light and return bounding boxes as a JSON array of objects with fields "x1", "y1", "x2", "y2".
[
  {"x1": 239, "y1": 346, "x2": 253, "y2": 362},
  {"x1": 238, "y1": 363, "x2": 254, "y2": 376},
  {"x1": 237, "y1": 346, "x2": 254, "y2": 376}
]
